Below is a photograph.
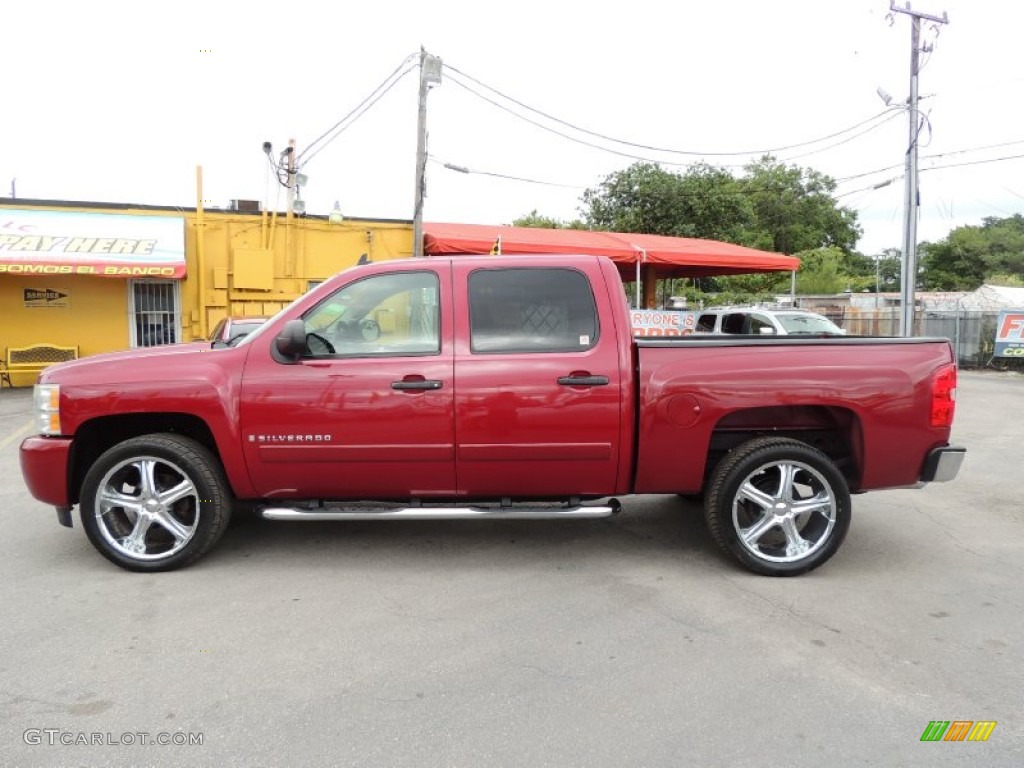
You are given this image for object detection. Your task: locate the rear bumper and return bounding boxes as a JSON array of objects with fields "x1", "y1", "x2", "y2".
[
  {"x1": 920, "y1": 445, "x2": 966, "y2": 483},
  {"x1": 20, "y1": 436, "x2": 72, "y2": 507}
]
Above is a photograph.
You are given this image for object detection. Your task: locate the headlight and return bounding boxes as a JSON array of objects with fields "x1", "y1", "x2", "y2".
[{"x1": 33, "y1": 384, "x2": 61, "y2": 435}]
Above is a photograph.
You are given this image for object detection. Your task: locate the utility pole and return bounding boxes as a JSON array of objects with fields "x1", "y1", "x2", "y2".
[
  {"x1": 285, "y1": 138, "x2": 297, "y2": 277},
  {"x1": 285, "y1": 138, "x2": 297, "y2": 216},
  {"x1": 890, "y1": 1, "x2": 948, "y2": 337},
  {"x1": 413, "y1": 48, "x2": 442, "y2": 257}
]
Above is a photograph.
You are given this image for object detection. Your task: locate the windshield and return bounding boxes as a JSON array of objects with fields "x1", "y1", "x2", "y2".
[{"x1": 776, "y1": 313, "x2": 844, "y2": 335}]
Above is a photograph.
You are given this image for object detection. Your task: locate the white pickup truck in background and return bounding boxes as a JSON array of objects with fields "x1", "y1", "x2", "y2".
[{"x1": 694, "y1": 307, "x2": 846, "y2": 336}]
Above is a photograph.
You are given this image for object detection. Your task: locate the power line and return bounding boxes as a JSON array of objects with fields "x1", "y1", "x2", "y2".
[
  {"x1": 428, "y1": 156, "x2": 586, "y2": 189},
  {"x1": 443, "y1": 61, "x2": 903, "y2": 158},
  {"x1": 835, "y1": 176, "x2": 903, "y2": 199},
  {"x1": 922, "y1": 152, "x2": 1024, "y2": 172},
  {"x1": 435, "y1": 152, "x2": 875, "y2": 207},
  {"x1": 836, "y1": 152, "x2": 1024, "y2": 202},
  {"x1": 443, "y1": 72, "x2": 695, "y2": 168},
  {"x1": 297, "y1": 53, "x2": 419, "y2": 165},
  {"x1": 445, "y1": 71, "x2": 899, "y2": 172},
  {"x1": 434, "y1": 150, "x2": 940, "y2": 211},
  {"x1": 773, "y1": 111, "x2": 904, "y2": 164},
  {"x1": 835, "y1": 139, "x2": 1024, "y2": 184}
]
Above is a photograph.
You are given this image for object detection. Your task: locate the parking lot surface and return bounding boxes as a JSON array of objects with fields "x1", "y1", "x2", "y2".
[{"x1": 0, "y1": 371, "x2": 1021, "y2": 766}]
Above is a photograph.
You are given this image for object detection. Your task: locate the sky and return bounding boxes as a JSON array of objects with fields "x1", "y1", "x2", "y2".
[{"x1": 3, "y1": 0, "x2": 1023, "y2": 257}]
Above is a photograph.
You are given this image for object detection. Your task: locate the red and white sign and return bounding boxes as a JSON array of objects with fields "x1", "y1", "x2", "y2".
[
  {"x1": 0, "y1": 208, "x2": 186, "y2": 278},
  {"x1": 994, "y1": 309, "x2": 1024, "y2": 358},
  {"x1": 630, "y1": 310, "x2": 697, "y2": 337}
]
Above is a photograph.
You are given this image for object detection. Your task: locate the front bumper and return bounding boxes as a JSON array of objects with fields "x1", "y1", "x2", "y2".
[
  {"x1": 20, "y1": 436, "x2": 73, "y2": 507},
  {"x1": 920, "y1": 445, "x2": 966, "y2": 483}
]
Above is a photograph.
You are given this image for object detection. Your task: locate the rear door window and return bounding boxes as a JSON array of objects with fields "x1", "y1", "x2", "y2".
[
  {"x1": 721, "y1": 313, "x2": 746, "y2": 334},
  {"x1": 696, "y1": 314, "x2": 717, "y2": 333},
  {"x1": 468, "y1": 268, "x2": 598, "y2": 354}
]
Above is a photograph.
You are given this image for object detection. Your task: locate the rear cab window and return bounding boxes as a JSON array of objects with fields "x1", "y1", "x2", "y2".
[{"x1": 468, "y1": 268, "x2": 599, "y2": 354}]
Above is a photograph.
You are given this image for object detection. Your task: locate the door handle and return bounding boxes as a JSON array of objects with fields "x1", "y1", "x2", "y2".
[
  {"x1": 557, "y1": 374, "x2": 609, "y2": 386},
  {"x1": 392, "y1": 379, "x2": 443, "y2": 391}
]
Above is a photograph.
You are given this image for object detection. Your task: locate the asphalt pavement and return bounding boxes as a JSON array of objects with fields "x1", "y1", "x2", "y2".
[{"x1": 0, "y1": 371, "x2": 1021, "y2": 767}]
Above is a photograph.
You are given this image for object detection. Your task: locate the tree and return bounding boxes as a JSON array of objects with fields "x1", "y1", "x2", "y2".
[
  {"x1": 740, "y1": 156, "x2": 861, "y2": 255},
  {"x1": 512, "y1": 210, "x2": 586, "y2": 230},
  {"x1": 794, "y1": 247, "x2": 846, "y2": 294},
  {"x1": 977, "y1": 214, "x2": 1024, "y2": 278},
  {"x1": 987, "y1": 273, "x2": 1024, "y2": 287},
  {"x1": 920, "y1": 231, "x2": 989, "y2": 290},
  {"x1": 579, "y1": 162, "x2": 756, "y2": 243},
  {"x1": 920, "y1": 214, "x2": 1024, "y2": 290},
  {"x1": 875, "y1": 248, "x2": 902, "y2": 292},
  {"x1": 578, "y1": 158, "x2": 860, "y2": 257}
]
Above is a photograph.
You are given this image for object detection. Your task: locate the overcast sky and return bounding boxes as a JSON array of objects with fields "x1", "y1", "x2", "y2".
[{"x1": 3, "y1": 0, "x2": 1022, "y2": 256}]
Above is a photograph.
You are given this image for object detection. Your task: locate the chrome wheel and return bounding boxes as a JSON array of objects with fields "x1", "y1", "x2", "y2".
[
  {"x1": 732, "y1": 460, "x2": 836, "y2": 564},
  {"x1": 95, "y1": 455, "x2": 199, "y2": 561},
  {"x1": 81, "y1": 434, "x2": 232, "y2": 571},
  {"x1": 705, "y1": 437, "x2": 851, "y2": 576}
]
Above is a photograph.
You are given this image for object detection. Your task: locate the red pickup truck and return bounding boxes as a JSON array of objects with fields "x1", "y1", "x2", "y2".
[{"x1": 20, "y1": 254, "x2": 965, "y2": 576}]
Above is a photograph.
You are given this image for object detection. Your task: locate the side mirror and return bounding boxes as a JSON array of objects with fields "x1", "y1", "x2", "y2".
[
  {"x1": 758, "y1": 327, "x2": 776, "y2": 335},
  {"x1": 275, "y1": 319, "x2": 308, "y2": 361}
]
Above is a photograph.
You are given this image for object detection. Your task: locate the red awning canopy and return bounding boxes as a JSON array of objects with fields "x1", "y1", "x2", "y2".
[{"x1": 423, "y1": 222, "x2": 799, "y2": 278}]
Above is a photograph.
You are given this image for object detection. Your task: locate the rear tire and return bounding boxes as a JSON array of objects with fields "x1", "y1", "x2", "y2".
[
  {"x1": 80, "y1": 434, "x2": 232, "y2": 572},
  {"x1": 704, "y1": 437, "x2": 851, "y2": 576}
]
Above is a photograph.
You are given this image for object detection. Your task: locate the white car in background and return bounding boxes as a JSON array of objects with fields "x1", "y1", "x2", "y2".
[{"x1": 694, "y1": 307, "x2": 846, "y2": 336}]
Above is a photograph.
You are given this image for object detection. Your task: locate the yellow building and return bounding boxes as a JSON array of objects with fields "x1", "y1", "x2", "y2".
[{"x1": 0, "y1": 198, "x2": 413, "y2": 386}]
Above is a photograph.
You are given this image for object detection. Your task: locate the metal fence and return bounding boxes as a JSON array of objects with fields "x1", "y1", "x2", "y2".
[{"x1": 835, "y1": 309, "x2": 1012, "y2": 369}]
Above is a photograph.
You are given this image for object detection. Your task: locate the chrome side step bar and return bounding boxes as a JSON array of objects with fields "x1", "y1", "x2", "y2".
[{"x1": 260, "y1": 499, "x2": 620, "y2": 522}]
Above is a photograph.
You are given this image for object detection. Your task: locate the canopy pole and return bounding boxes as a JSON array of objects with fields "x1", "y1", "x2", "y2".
[
  {"x1": 635, "y1": 259, "x2": 641, "y2": 308},
  {"x1": 642, "y1": 265, "x2": 658, "y2": 308},
  {"x1": 632, "y1": 245, "x2": 646, "y2": 309}
]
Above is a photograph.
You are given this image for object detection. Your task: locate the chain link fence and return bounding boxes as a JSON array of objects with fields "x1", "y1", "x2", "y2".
[{"x1": 826, "y1": 308, "x2": 1018, "y2": 370}]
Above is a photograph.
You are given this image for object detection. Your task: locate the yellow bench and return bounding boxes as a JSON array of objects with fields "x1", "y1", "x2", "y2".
[{"x1": 2, "y1": 344, "x2": 79, "y2": 387}]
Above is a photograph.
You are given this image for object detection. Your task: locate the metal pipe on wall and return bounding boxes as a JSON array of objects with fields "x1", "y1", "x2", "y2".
[{"x1": 195, "y1": 165, "x2": 207, "y2": 338}]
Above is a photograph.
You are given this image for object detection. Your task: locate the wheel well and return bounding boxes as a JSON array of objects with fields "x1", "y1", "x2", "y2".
[
  {"x1": 707, "y1": 405, "x2": 863, "y2": 490},
  {"x1": 68, "y1": 414, "x2": 219, "y2": 505}
]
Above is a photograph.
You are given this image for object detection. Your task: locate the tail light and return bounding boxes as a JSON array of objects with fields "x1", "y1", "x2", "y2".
[{"x1": 930, "y1": 364, "x2": 957, "y2": 428}]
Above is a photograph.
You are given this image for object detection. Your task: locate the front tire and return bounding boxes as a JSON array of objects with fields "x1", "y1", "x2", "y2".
[
  {"x1": 80, "y1": 434, "x2": 232, "y2": 572},
  {"x1": 704, "y1": 437, "x2": 851, "y2": 576}
]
